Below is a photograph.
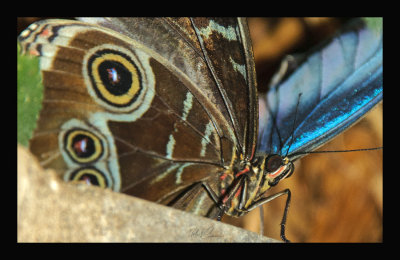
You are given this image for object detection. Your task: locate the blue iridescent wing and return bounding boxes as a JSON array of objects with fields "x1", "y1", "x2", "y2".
[{"x1": 258, "y1": 18, "x2": 382, "y2": 160}]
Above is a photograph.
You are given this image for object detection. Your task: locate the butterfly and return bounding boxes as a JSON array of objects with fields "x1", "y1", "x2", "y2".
[{"x1": 18, "y1": 17, "x2": 382, "y2": 242}]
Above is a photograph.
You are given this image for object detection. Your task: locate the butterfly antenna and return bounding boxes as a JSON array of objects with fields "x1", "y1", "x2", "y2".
[
  {"x1": 285, "y1": 93, "x2": 302, "y2": 157},
  {"x1": 292, "y1": 147, "x2": 383, "y2": 157}
]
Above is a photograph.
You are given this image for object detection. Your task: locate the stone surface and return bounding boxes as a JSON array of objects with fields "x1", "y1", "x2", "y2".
[{"x1": 17, "y1": 145, "x2": 278, "y2": 242}]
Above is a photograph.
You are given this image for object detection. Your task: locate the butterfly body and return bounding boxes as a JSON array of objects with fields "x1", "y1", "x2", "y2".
[{"x1": 18, "y1": 17, "x2": 382, "y2": 241}]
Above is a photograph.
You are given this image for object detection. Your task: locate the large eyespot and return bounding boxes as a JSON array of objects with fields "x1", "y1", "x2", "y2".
[
  {"x1": 83, "y1": 44, "x2": 155, "y2": 120},
  {"x1": 87, "y1": 49, "x2": 141, "y2": 108},
  {"x1": 64, "y1": 128, "x2": 104, "y2": 164},
  {"x1": 68, "y1": 167, "x2": 109, "y2": 188}
]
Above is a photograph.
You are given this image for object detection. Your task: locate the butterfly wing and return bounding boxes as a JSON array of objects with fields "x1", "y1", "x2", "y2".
[
  {"x1": 18, "y1": 18, "x2": 258, "y2": 217},
  {"x1": 189, "y1": 18, "x2": 258, "y2": 160},
  {"x1": 258, "y1": 18, "x2": 382, "y2": 159}
]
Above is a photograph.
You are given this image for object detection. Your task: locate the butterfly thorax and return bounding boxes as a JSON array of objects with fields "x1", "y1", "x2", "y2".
[{"x1": 219, "y1": 153, "x2": 294, "y2": 217}]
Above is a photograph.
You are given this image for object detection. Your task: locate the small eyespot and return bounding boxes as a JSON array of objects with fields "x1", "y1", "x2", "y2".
[
  {"x1": 64, "y1": 128, "x2": 104, "y2": 164},
  {"x1": 68, "y1": 167, "x2": 108, "y2": 188}
]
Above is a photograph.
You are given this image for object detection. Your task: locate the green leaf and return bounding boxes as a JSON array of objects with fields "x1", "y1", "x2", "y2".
[
  {"x1": 363, "y1": 17, "x2": 383, "y2": 35},
  {"x1": 17, "y1": 43, "x2": 43, "y2": 147}
]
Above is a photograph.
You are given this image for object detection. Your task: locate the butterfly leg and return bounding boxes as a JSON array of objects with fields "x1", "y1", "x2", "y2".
[
  {"x1": 200, "y1": 182, "x2": 220, "y2": 207},
  {"x1": 200, "y1": 181, "x2": 226, "y2": 220},
  {"x1": 245, "y1": 189, "x2": 292, "y2": 242},
  {"x1": 201, "y1": 175, "x2": 248, "y2": 220},
  {"x1": 238, "y1": 176, "x2": 248, "y2": 210}
]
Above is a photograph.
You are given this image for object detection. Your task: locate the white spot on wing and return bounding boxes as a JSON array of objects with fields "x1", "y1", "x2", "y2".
[
  {"x1": 166, "y1": 134, "x2": 175, "y2": 159},
  {"x1": 229, "y1": 56, "x2": 247, "y2": 81},
  {"x1": 151, "y1": 164, "x2": 180, "y2": 184},
  {"x1": 175, "y1": 163, "x2": 192, "y2": 184},
  {"x1": 193, "y1": 192, "x2": 209, "y2": 214},
  {"x1": 151, "y1": 163, "x2": 192, "y2": 185},
  {"x1": 182, "y1": 92, "x2": 193, "y2": 121},
  {"x1": 200, "y1": 122, "x2": 214, "y2": 157},
  {"x1": 198, "y1": 20, "x2": 239, "y2": 41}
]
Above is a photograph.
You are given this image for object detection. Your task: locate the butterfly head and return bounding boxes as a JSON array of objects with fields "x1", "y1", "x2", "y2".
[{"x1": 257, "y1": 154, "x2": 294, "y2": 193}]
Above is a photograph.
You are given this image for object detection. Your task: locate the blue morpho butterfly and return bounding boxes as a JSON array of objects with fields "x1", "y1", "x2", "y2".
[
  {"x1": 18, "y1": 18, "x2": 381, "y2": 242},
  {"x1": 254, "y1": 18, "x2": 382, "y2": 240}
]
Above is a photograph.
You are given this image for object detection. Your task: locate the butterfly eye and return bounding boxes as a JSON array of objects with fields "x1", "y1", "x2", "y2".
[
  {"x1": 265, "y1": 155, "x2": 284, "y2": 172},
  {"x1": 265, "y1": 155, "x2": 293, "y2": 186}
]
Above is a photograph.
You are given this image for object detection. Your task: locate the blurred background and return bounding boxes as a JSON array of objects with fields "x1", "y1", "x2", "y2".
[{"x1": 17, "y1": 17, "x2": 383, "y2": 242}]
